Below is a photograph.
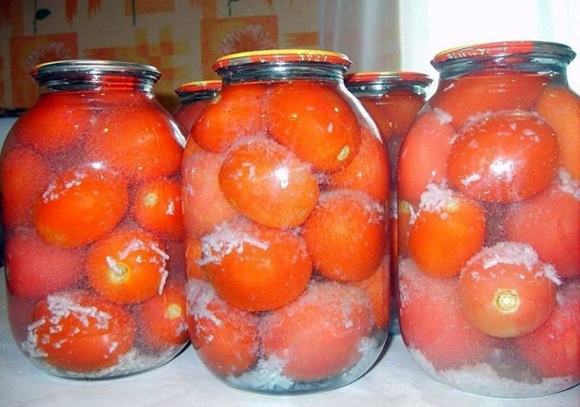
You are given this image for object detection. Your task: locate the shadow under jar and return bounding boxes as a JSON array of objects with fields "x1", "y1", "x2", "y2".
[
  {"x1": 182, "y1": 49, "x2": 391, "y2": 394},
  {"x1": 0, "y1": 60, "x2": 189, "y2": 379},
  {"x1": 397, "y1": 41, "x2": 580, "y2": 398}
]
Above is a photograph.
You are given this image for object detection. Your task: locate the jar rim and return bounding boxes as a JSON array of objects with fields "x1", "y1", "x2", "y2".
[
  {"x1": 345, "y1": 71, "x2": 432, "y2": 85},
  {"x1": 212, "y1": 49, "x2": 352, "y2": 72},
  {"x1": 175, "y1": 80, "x2": 222, "y2": 95},
  {"x1": 432, "y1": 40, "x2": 576, "y2": 68},
  {"x1": 31, "y1": 59, "x2": 161, "y2": 82}
]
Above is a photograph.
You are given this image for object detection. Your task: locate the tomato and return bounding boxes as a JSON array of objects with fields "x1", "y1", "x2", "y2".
[
  {"x1": 23, "y1": 291, "x2": 136, "y2": 372},
  {"x1": 131, "y1": 177, "x2": 184, "y2": 240},
  {"x1": 86, "y1": 228, "x2": 169, "y2": 304},
  {"x1": 359, "y1": 98, "x2": 394, "y2": 142},
  {"x1": 0, "y1": 147, "x2": 52, "y2": 228},
  {"x1": 514, "y1": 280, "x2": 580, "y2": 379},
  {"x1": 185, "y1": 237, "x2": 205, "y2": 280},
  {"x1": 505, "y1": 179, "x2": 580, "y2": 278},
  {"x1": 190, "y1": 83, "x2": 268, "y2": 152},
  {"x1": 534, "y1": 86, "x2": 580, "y2": 180},
  {"x1": 260, "y1": 281, "x2": 373, "y2": 382},
  {"x1": 200, "y1": 217, "x2": 312, "y2": 312},
  {"x1": 430, "y1": 72, "x2": 548, "y2": 129},
  {"x1": 218, "y1": 136, "x2": 320, "y2": 229},
  {"x1": 302, "y1": 189, "x2": 386, "y2": 283},
  {"x1": 173, "y1": 99, "x2": 213, "y2": 134},
  {"x1": 136, "y1": 282, "x2": 189, "y2": 351},
  {"x1": 457, "y1": 242, "x2": 559, "y2": 338},
  {"x1": 398, "y1": 110, "x2": 456, "y2": 204},
  {"x1": 5, "y1": 228, "x2": 85, "y2": 298},
  {"x1": 351, "y1": 256, "x2": 390, "y2": 330},
  {"x1": 398, "y1": 258, "x2": 493, "y2": 370},
  {"x1": 408, "y1": 185, "x2": 486, "y2": 278},
  {"x1": 181, "y1": 149, "x2": 237, "y2": 238},
  {"x1": 328, "y1": 125, "x2": 390, "y2": 202},
  {"x1": 11, "y1": 93, "x2": 91, "y2": 153},
  {"x1": 447, "y1": 111, "x2": 560, "y2": 203},
  {"x1": 85, "y1": 106, "x2": 183, "y2": 181},
  {"x1": 33, "y1": 167, "x2": 129, "y2": 248},
  {"x1": 266, "y1": 81, "x2": 361, "y2": 172},
  {"x1": 187, "y1": 279, "x2": 259, "y2": 377}
]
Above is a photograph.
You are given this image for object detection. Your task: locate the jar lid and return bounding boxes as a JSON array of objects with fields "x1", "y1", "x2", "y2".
[
  {"x1": 175, "y1": 80, "x2": 222, "y2": 96},
  {"x1": 213, "y1": 49, "x2": 352, "y2": 73},
  {"x1": 31, "y1": 60, "x2": 161, "y2": 82},
  {"x1": 432, "y1": 41, "x2": 576, "y2": 68},
  {"x1": 345, "y1": 71, "x2": 432, "y2": 86}
]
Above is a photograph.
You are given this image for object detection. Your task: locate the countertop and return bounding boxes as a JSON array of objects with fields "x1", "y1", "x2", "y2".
[{"x1": 0, "y1": 270, "x2": 578, "y2": 407}]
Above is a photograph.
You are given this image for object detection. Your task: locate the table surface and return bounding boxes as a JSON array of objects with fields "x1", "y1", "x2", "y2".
[{"x1": 0, "y1": 270, "x2": 578, "y2": 407}]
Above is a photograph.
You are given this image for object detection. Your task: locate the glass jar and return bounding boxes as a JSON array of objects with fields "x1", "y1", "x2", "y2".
[
  {"x1": 173, "y1": 80, "x2": 222, "y2": 133},
  {"x1": 397, "y1": 41, "x2": 580, "y2": 397},
  {"x1": 0, "y1": 60, "x2": 189, "y2": 379},
  {"x1": 182, "y1": 49, "x2": 391, "y2": 394},
  {"x1": 345, "y1": 72, "x2": 431, "y2": 334}
]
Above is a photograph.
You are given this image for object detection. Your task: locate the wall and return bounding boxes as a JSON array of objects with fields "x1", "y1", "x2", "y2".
[{"x1": 0, "y1": 0, "x2": 320, "y2": 113}]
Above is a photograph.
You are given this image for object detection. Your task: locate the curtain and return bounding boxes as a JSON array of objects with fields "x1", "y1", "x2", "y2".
[{"x1": 319, "y1": 0, "x2": 580, "y2": 94}]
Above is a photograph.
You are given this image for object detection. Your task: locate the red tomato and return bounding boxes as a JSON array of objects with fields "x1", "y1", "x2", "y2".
[
  {"x1": 398, "y1": 258, "x2": 493, "y2": 370},
  {"x1": 136, "y1": 282, "x2": 189, "y2": 351},
  {"x1": 0, "y1": 147, "x2": 52, "y2": 228},
  {"x1": 5, "y1": 228, "x2": 85, "y2": 298},
  {"x1": 190, "y1": 83, "x2": 268, "y2": 152},
  {"x1": 505, "y1": 179, "x2": 580, "y2": 278},
  {"x1": 173, "y1": 99, "x2": 213, "y2": 134},
  {"x1": 24, "y1": 291, "x2": 136, "y2": 372},
  {"x1": 302, "y1": 189, "x2": 386, "y2": 282},
  {"x1": 86, "y1": 229, "x2": 169, "y2": 304},
  {"x1": 514, "y1": 280, "x2": 580, "y2": 379},
  {"x1": 328, "y1": 125, "x2": 390, "y2": 203},
  {"x1": 266, "y1": 81, "x2": 361, "y2": 172},
  {"x1": 359, "y1": 98, "x2": 394, "y2": 142},
  {"x1": 187, "y1": 279, "x2": 260, "y2": 377},
  {"x1": 181, "y1": 149, "x2": 237, "y2": 238},
  {"x1": 447, "y1": 111, "x2": 560, "y2": 203},
  {"x1": 131, "y1": 177, "x2": 184, "y2": 240},
  {"x1": 398, "y1": 110, "x2": 456, "y2": 204},
  {"x1": 85, "y1": 106, "x2": 183, "y2": 181},
  {"x1": 200, "y1": 217, "x2": 312, "y2": 312},
  {"x1": 260, "y1": 281, "x2": 373, "y2": 382},
  {"x1": 430, "y1": 72, "x2": 548, "y2": 129},
  {"x1": 11, "y1": 93, "x2": 91, "y2": 153},
  {"x1": 351, "y1": 256, "x2": 390, "y2": 330},
  {"x1": 33, "y1": 167, "x2": 129, "y2": 248},
  {"x1": 408, "y1": 185, "x2": 486, "y2": 278},
  {"x1": 534, "y1": 86, "x2": 580, "y2": 180},
  {"x1": 457, "y1": 242, "x2": 559, "y2": 338},
  {"x1": 219, "y1": 136, "x2": 320, "y2": 229}
]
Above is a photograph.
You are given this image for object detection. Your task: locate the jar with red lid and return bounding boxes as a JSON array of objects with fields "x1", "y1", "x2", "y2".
[
  {"x1": 173, "y1": 80, "x2": 222, "y2": 133},
  {"x1": 182, "y1": 49, "x2": 391, "y2": 393},
  {"x1": 0, "y1": 60, "x2": 189, "y2": 379},
  {"x1": 397, "y1": 41, "x2": 580, "y2": 397}
]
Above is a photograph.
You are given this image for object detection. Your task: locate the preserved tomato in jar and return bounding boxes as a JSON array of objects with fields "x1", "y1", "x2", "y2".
[
  {"x1": 397, "y1": 41, "x2": 580, "y2": 397},
  {"x1": 183, "y1": 50, "x2": 391, "y2": 394},
  {"x1": 173, "y1": 80, "x2": 221, "y2": 133},
  {"x1": 0, "y1": 60, "x2": 189, "y2": 379},
  {"x1": 345, "y1": 72, "x2": 431, "y2": 334}
]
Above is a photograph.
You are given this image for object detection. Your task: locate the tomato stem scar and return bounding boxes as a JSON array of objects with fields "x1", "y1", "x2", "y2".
[{"x1": 493, "y1": 288, "x2": 520, "y2": 313}]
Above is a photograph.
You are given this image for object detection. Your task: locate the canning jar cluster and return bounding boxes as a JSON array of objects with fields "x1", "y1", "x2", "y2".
[
  {"x1": 397, "y1": 41, "x2": 580, "y2": 397},
  {"x1": 0, "y1": 61, "x2": 188, "y2": 379},
  {"x1": 181, "y1": 50, "x2": 391, "y2": 394}
]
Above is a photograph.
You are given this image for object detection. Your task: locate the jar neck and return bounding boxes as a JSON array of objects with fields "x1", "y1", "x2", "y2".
[
  {"x1": 217, "y1": 62, "x2": 347, "y2": 85},
  {"x1": 347, "y1": 82, "x2": 429, "y2": 97},
  {"x1": 37, "y1": 74, "x2": 156, "y2": 95}
]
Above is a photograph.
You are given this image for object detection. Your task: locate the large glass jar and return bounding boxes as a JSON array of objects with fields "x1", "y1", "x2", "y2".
[
  {"x1": 182, "y1": 49, "x2": 391, "y2": 394},
  {"x1": 173, "y1": 80, "x2": 222, "y2": 133},
  {"x1": 345, "y1": 72, "x2": 431, "y2": 334},
  {"x1": 0, "y1": 60, "x2": 189, "y2": 379},
  {"x1": 397, "y1": 41, "x2": 580, "y2": 397}
]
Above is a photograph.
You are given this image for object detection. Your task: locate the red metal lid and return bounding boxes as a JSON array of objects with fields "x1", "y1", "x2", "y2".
[
  {"x1": 213, "y1": 49, "x2": 352, "y2": 72},
  {"x1": 345, "y1": 71, "x2": 432, "y2": 85}
]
